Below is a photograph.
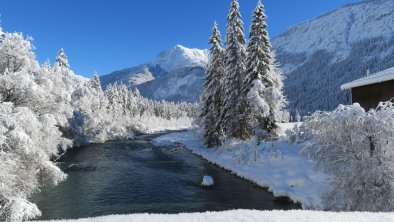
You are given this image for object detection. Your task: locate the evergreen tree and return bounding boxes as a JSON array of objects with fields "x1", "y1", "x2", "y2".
[
  {"x1": 54, "y1": 48, "x2": 70, "y2": 73},
  {"x1": 242, "y1": 0, "x2": 286, "y2": 140},
  {"x1": 0, "y1": 27, "x2": 4, "y2": 42},
  {"x1": 221, "y1": 0, "x2": 248, "y2": 140},
  {"x1": 91, "y1": 72, "x2": 102, "y2": 91},
  {"x1": 201, "y1": 22, "x2": 225, "y2": 147},
  {"x1": 43, "y1": 59, "x2": 51, "y2": 72}
]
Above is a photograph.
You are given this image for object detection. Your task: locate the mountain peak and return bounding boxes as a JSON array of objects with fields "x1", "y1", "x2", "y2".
[{"x1": 150, "y1": 45, "x2": 209, "y2": 72}]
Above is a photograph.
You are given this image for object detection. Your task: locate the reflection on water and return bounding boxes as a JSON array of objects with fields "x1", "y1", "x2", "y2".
[{"x1": 32, "y1": 134, "x2": 300, "y2": 220}]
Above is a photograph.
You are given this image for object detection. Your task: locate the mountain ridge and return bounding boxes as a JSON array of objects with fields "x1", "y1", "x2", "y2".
[{"x1": 273, "y1": 0, "x2": 394, "y2": 113}]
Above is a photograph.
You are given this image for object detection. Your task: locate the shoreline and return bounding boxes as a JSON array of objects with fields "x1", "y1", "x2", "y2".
[{"x1": 153, "y1": 129, "x2": 328, "y2": 210}]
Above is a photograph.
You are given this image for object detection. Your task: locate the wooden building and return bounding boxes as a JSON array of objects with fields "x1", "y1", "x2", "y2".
[{"x1": 341, "y1": 67, "x2": 394, "y2": 110}]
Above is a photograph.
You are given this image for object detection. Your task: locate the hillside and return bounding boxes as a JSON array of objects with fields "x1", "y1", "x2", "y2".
[{"x1": 273, "y1": 0, "x2": 394, "y2": 113}]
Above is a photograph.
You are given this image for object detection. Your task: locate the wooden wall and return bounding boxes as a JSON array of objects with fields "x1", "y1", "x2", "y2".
[{"x1": 352, "y1": 80, "x2": 394, "y2": 110}]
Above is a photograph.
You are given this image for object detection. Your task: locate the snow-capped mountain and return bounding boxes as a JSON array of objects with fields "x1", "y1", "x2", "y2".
[
  {"x1": 138, "y1": 66, "x2": 205, "y2": 102},
  {"x1": 103, "y1": 0, "x2": 394, "y2": 112},
  {"x1": 274, "y1": 0, "x2": 394, "y2": 113},
  {"x1": 100, "y1": 45, "x2": 208, "y2": 102},
  {"x1": 150, "y1": 45, "x2": 208, "y2": 72}
]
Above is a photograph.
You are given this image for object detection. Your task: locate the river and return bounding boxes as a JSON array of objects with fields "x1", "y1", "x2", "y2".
[{"x1": 32, "y1": 133, "x2": 300, "y2": 220}]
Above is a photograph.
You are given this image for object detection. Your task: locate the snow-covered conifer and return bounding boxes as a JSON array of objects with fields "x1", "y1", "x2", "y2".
[
  {"x1": 54, "y1": 48, "x2": 70, "y2": 73},
  {"x1": 201, "y1": 22, "x2": 225, "y2": 147},
  {"x1": 91, "y1": 72, "x2": 102, "y2": 91},
  {"x1": 221, "y1": 0, "x2": 247, "y2": 140},
  {"x1": 0, "y1": 26, "x2": 4, "y2": 42},
  {"x1": 43, "y1": 59, "x2": 51, "y2": 72},
  {"x1": 242, "y1": 0, "x2": 286, "y2": 140}
]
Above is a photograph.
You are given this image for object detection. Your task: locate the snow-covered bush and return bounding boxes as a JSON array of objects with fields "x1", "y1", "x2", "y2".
[
  {"x1": 0, "y1": 70, "x2": 56, "y2": 115},
  {"x1": 0, "y1": 32, "x2": 37, "y2": 74},
  {"x1": 0, "y1": 103, "x2": 68, "y2": 221},
  {"x1": 303, "y1": 103, "x2": 394, "y2": 211}
]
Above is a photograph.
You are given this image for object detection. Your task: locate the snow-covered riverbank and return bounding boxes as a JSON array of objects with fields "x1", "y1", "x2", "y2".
[
  {"x1": 153, "y1": 128, "x2": 328, "y2": 209},
  {"x1": 38, "y1": 209, "x2": 394, "y2": 222}
]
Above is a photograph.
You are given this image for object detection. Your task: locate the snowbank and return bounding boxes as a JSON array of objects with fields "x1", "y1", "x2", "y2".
[
  {"x1": 38, "y1": 209, "x2": 394, "y2": 222},
  {"x1": 134, "y1": 115, "x2": 194, "y2": 134},
  {"x1": 201, "y1": 176, "x2": 214, "y2": 187},
  {"x1": 153, "y1": 128, "x2": 328, "y2": 209}
]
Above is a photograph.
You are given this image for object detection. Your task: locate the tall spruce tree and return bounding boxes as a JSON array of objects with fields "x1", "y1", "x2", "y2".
[
  {"x1": 0, "y1": 27, "x2": 4, "y2": 42},
  {"x1": 54, "y1": 48, "x2": 70, "y2": 73},
  {"x1": 201, "y1": 22, "x2": 225, "y2": 147},
  {"x1": 92, "y1": 72, "x2": 102, "y2": 91},
  {"x1": 243, "y1": 0, "x2": 286, "y2": 140},
  {"x1": 43, "y1": 59, "x2": 51, "y2": 73},
  {"x1": 221, "y1": 0, "x2": 248, "y2": 140}
]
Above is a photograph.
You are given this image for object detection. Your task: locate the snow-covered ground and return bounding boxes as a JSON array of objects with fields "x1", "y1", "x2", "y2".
[
  {"x1": 39, "y1": 209, "x2": 394, "y2": 222},
  {"x1": 153, "y1": 125, "x2": 328, "y2": 210},
  {"x1": 133, "y1": 115, "x2": 194, "y2": 134}
]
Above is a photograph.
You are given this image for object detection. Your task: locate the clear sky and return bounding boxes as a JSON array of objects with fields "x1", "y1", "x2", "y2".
[{"x1": 0, "y1": 0, "x2": 360, "y2": 77}]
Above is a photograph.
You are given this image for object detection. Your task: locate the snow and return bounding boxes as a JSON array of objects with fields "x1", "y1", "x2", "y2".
[
  {"x1": 37, "y1": 209, "x2": 394, "y2": 222},
  {"x1": 138, "y1": 66, "x2": 205, "y2": 102},
  {"x1": 133, "y1": 115, "x2": 194, "y2": 134},
  {"x1": 271, "y1": 0, "x2": 394, "y2": 113},
  {"x1": 278, "y1": 122, "x2": 301, "y2": 137},
  {"x1": 153, "y1": 124, "x2": 328, "y2": 210},
  {"x1": 127, "y1": 67, "x2": 155, "y2": 86},
  {"x1": 101, "y1": 45, "x2": 208, "y2": 103},
  {"x1": 272, "y1": 0, "x2": 394, "y2": 60},
  {"x1": 150, "y1": 45, "x2": 209, "y2": 72},
  {"x1": 341, "y1": 66, "x2": 394, "y2": 89},
  {"x1": 201, "y1": 176, "x2": 214, "y2": 187}
]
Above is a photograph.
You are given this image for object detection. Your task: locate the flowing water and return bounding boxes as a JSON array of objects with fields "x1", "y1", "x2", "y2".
[{"x1": 32, "y1": 134, "x2": 300, "y2": 220}]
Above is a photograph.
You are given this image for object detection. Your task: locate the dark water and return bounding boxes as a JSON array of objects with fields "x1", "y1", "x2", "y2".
[{"x1": 32, "y1": 134, "x2": 300, "y2": 220}]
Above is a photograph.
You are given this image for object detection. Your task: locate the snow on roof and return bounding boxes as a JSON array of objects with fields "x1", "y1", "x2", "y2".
[{"x1": 341, "y1": 67, "x2": 394, "y2": 90}]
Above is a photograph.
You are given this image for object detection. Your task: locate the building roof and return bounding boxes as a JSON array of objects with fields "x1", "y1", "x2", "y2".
[{"x1": 341, "y1": 67, "x2": 394, "y2": 90}]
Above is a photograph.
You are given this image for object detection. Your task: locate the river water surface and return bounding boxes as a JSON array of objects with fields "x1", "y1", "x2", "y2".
[{"x1": 33, "y1": 134, "x2": 300, "y2": 220}]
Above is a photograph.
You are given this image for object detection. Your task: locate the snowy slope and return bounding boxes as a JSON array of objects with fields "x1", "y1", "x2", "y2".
[
  {"x1": 100, "y1": 64, "x2": 167, "y2": 88},
  {"x1": 273, "y1": 0, "x2": 394, "y2": 113},
  {"x1": 274, "y1": 0, "x2": 394, "y2": 64},
  {"x1": 138, "y1": 66, "x2": 205, "y2": 102},
  {"x1": 38, "y1": 210, "x2": 394, "y2": 222},
  {"x1": 150, "y1": 45, "x2": 208, "y2": 72},
  {"x1": 101, "y1": 45, "x2": 208, "y2": 92}
]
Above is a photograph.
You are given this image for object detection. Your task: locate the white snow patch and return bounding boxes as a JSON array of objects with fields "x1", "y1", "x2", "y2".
[
  {"x1": 128, "y1": 68, "x2": 155, "y2": 86},
  {"x1": 341, "y1": 66, "x2": 394, "y2": 89},
  {"x1": 201, "y1": 176, "x2": 214, "y2": 187},
  {"x1": 38, "y1": 209, "x2": 394, "y2": 222}
]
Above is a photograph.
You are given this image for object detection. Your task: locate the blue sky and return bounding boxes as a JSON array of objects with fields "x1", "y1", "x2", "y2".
[{"x1": 0, "y1": 0, "x2": 360, "y2": 77}]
